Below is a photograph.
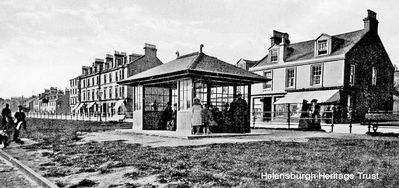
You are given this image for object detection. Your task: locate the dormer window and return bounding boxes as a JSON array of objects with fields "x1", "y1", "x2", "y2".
[
  {"x1": 318, "y1": 40, "x2": 328, "y2": 55},
  {"x1": 271, "y1": 49, "x2": 278, "y2": 62}
]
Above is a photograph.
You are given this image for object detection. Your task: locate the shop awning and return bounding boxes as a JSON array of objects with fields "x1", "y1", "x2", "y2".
[
  {"x1": 71, "y1": 103, "x2": 79, "y2": 111},
  {"x1": 75, "y1": 103, "x2": 84, "y2": 111},
  {"x1": 113, "y1": 100, "x2": 125, "y2": 110},
  {"x1": 87, "y1": 102, "x2": 96, "y2": 108},
  {"x1": 274, "y1": 89, "x2": 340, "y2": 104}
]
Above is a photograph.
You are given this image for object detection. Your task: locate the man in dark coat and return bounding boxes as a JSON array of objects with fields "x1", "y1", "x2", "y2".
[
  {"x1": 159, "y1": 102, "x2": 173, "y2": 130},
  {"x1": 233, "y1": 93, "x2": 248, "y2": 133},
  {"x1": 13, "y1": 105, "x2": 26, "y2": 144},
  {"x1": 1, "y1": 103, "x2": 11, "y2": 126}
]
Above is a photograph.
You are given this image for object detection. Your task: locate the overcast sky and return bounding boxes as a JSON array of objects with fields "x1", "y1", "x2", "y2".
[{"x1": 1, "y1": 0, "x2": 398, "y2": 98}]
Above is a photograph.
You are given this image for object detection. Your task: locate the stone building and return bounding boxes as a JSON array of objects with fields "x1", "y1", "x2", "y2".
[
  {"x1": 249, "y1": 10, "x2": 394, "y2": 123},
  {"x1": 70, "y1": 43, "x2": 163, "y2": 118}
]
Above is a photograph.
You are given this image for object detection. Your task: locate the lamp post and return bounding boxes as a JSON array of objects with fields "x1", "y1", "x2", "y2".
[
  {"x1": 97, "y1": 90, "x2": 103, "y2": 122},
  {"x1": 98, "y1": 63, "x2": 103, "y2": 122}
]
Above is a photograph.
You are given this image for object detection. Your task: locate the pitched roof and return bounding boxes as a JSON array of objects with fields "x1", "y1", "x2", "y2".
[
  {"x1": 119, "y1": 52, "x2": 270, "y2": 86},
  {"x1": 255, "y1": 29, "x2": 367, "y2": 67},
  {"x1": 237, "y1": 58, "x2": 258, "y2": 68}
]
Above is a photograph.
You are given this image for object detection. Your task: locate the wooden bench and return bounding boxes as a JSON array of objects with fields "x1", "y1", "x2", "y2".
[{"x1": 364, "y1": 113, "x2": 399, "y2": 133}]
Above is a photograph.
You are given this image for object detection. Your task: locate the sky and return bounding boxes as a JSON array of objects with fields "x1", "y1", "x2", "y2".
[{"x1": 1, "y1": 0, "x2": 398, "y2": 99}]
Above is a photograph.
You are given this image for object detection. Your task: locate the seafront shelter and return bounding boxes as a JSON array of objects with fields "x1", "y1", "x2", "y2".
[{"x1": 118, "y1": 48, "x2": 270, "y2": 135}]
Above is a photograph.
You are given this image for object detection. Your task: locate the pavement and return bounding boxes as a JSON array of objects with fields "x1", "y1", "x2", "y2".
[
  {"x1": 0, "y1": 151, "x2": 39, "y2": 188},
  {"x1": 77, "y1": 128, "x2": 399, "y2": 147}
]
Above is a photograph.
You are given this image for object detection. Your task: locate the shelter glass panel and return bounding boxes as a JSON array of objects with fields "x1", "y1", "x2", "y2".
[
  {"x1": 179, "y1": 79, "x2": 192, "y2": 110},
  {"x1": 134, "y1": 86, "x2": 142, "y2": 111},
  {"x1": 144, "y1": 87, "x2": 171, "y2": 111}
]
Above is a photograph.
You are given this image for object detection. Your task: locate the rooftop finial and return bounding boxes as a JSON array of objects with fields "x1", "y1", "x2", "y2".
[
  {"x1": 200, "y1": 44, "x2": 204, "y2": 53},
  {"x1": 176, "y1": 51, "x2": 180, "y2": 58}
]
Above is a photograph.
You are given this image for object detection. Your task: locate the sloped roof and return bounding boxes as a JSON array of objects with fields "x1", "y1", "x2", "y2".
[
  {"x1": 237, "y1": 59, "x2": 258, "y2": 67},
  {"x1": 119, "y1": 52, "x2": 269, "y2": 86},
  {"x1": 255, "y1": 29, "x2": 367, "y2": 67}
]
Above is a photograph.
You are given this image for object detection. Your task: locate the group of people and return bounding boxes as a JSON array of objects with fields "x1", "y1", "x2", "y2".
[
  {"x1": 298, "y1": 99, "x2": 323, "y2": 130},
  {"x1": 191, "y1": 93, "x2": 249, "y2": 135},
  {"x1": 0, "y1": 104, "x2": 26, "y2": 148}
]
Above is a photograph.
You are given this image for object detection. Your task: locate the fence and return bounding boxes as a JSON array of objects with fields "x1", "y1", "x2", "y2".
[
  {"x1": 251, "y1": 110, "x2": 356, "y2": 133},
  {"x1": 26, "y1": 111, "x2": 133, "y2": 122}
]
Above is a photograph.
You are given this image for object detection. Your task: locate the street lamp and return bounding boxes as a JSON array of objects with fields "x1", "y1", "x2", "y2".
[
  {"x1": 97, "y1": 90, "x2": 103, "y2": 121},
  {"x1": 98, "y1": 63, "x2": 103, "y2": 122}
]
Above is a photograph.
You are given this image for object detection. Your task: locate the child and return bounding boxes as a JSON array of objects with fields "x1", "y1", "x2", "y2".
[
  {"x1": 191, "y1": 98, "x2": 202, "y2": 135},
  {"x1": 201, "y1": 104, "x2": 212, "y2": 135}
]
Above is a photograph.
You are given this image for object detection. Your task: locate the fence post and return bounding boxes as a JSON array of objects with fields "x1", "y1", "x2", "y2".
[
  {"x1": 287, "y1": 104, "x2": 291, "y2": 129},
  {"x1": 252, "y1": 112, "x2": 256, "y2": 128},
  {"x1": 331, "y1": 110, "x2": 334, "y2": 132},
  {"x1": 349, "y1": 109, "x2": 352, "y2": 134}
]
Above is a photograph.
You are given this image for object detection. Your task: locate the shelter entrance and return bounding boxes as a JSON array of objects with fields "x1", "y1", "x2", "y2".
[{"x1": 142, "y1": 82, "x2": 177, "y2": 130}]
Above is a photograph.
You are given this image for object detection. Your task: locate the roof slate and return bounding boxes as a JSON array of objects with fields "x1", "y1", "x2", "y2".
[
  {"x1": 120, "y1": 52, "x2": 268, "y2": 84},
  {"x1": 255, "y1": 29, "x2": 367, "y2": 67}
]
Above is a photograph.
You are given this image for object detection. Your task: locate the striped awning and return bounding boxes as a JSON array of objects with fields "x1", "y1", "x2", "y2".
[{"x1": 274, "y1": 90, "x2": 340, "y2": 104}]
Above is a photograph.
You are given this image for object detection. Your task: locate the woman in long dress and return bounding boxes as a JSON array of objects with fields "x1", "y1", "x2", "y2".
[{"x1": 191, "y1": 98, "x2": 203, "y2": 135}]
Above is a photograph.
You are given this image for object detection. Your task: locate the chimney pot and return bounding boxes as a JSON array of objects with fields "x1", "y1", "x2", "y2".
[{"x1": 363, "y1": 9, "x2": 378, "y2": 33}]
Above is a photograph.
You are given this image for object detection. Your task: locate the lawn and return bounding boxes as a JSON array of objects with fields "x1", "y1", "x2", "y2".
[{"x1": 14, "y1": 119, "x2": 399, "y2": 187}]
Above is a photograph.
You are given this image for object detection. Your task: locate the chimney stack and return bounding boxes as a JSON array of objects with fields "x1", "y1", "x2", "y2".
[
  {"x1": 363, "y1": 9, "x2": 378, "y2": 33},
  {"x1": 144, "y1": 43, "x2": 157, "y2": 57},
  {"x1": 82, "y1": 66, "x2": 90, "y2": 75},
  {"x1": 270, "y1": 30, "x2": 290, "y2": 46}
]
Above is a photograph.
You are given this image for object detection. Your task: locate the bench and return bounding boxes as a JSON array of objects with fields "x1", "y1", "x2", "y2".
[
  {"x1": 108, "y1": 114, "x2": 126, "y2": 122},
  {"x1": 364, "y1": 112, "x2": 399, "y2": 133}
]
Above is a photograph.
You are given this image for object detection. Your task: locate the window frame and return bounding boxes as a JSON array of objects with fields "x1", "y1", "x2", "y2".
[
  {"x1": 317, "y1": 40, "x2": 328, "y2": 56},
  {"x1": 263, "y1": 71, "x2": 273, "y2": 90},
  {"x1": 270, "y1": 49, "x2": 278, "y2": 62},
  {"x1": 286, "y1": 68, "x2": 296, "y2": 88},
  {"x1": 349, "y1": 64, "x2": 356, "y2": 86},
  {"x1": 311, "y1": 64, "x2": 323, "y2": 86},
  {"x1": 372, "y1": 67, "x2": 377, "y2": 86}
]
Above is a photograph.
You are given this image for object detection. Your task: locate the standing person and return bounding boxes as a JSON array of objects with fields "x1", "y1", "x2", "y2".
[
  {"x1": 221, "y1": 102, "x2": 230, "y2": 133},
  {"x1": 298, "y1": 100, "x2": 310, "y2": 129},
  {"x1": 169, "y1": 103, "x2": 177, "y2": 131},
  {"x1": 211, "y1": 106, "x2": 222, "y2": 133},
  {"x1": 310, "y1": 99, "x2": 322, "y2": 130},
  {"x1": 234, "y1": 93, "x2": 248, "y2": 133},
  {"x1": 152, "y1": 100, "x2": 158, "y2": 111},
  {"x1": 191, "y1": 98, "x2": 202, "y2": 135},
  {"x1": 201, "y1": 104, "x2": 212, "y2": 135},
  {"x1": 1, "y1": 104, "x2": 11, "y2": 126},
  {"x1": 14, "y1": 105, "x2": 26, "y2": 144},
  {"x1": 159, "y1": 102, "x2": 173, "y2": 130}
]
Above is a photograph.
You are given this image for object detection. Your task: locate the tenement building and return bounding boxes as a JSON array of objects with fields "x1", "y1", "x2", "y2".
[
  {"x1": 70, "y1": 43, "x2": 163, "y2": 118},
  {"x1": 32, "y1": 87, "x2": 69, "y2": 113},
  {"x1": 248, "y1": 10, "x2": 394, "y2": 123}
]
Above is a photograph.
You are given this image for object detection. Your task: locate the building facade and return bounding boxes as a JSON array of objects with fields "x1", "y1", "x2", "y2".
[
  {"x1": 249, "y1": 10, "x2": 394, "y2": 123},
  {"x1": 31, "y1": 87, "x2": 69, "y2": 113},
  {"x1": 70, "y1": 43, "x2": 163, "y2": 117}
]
